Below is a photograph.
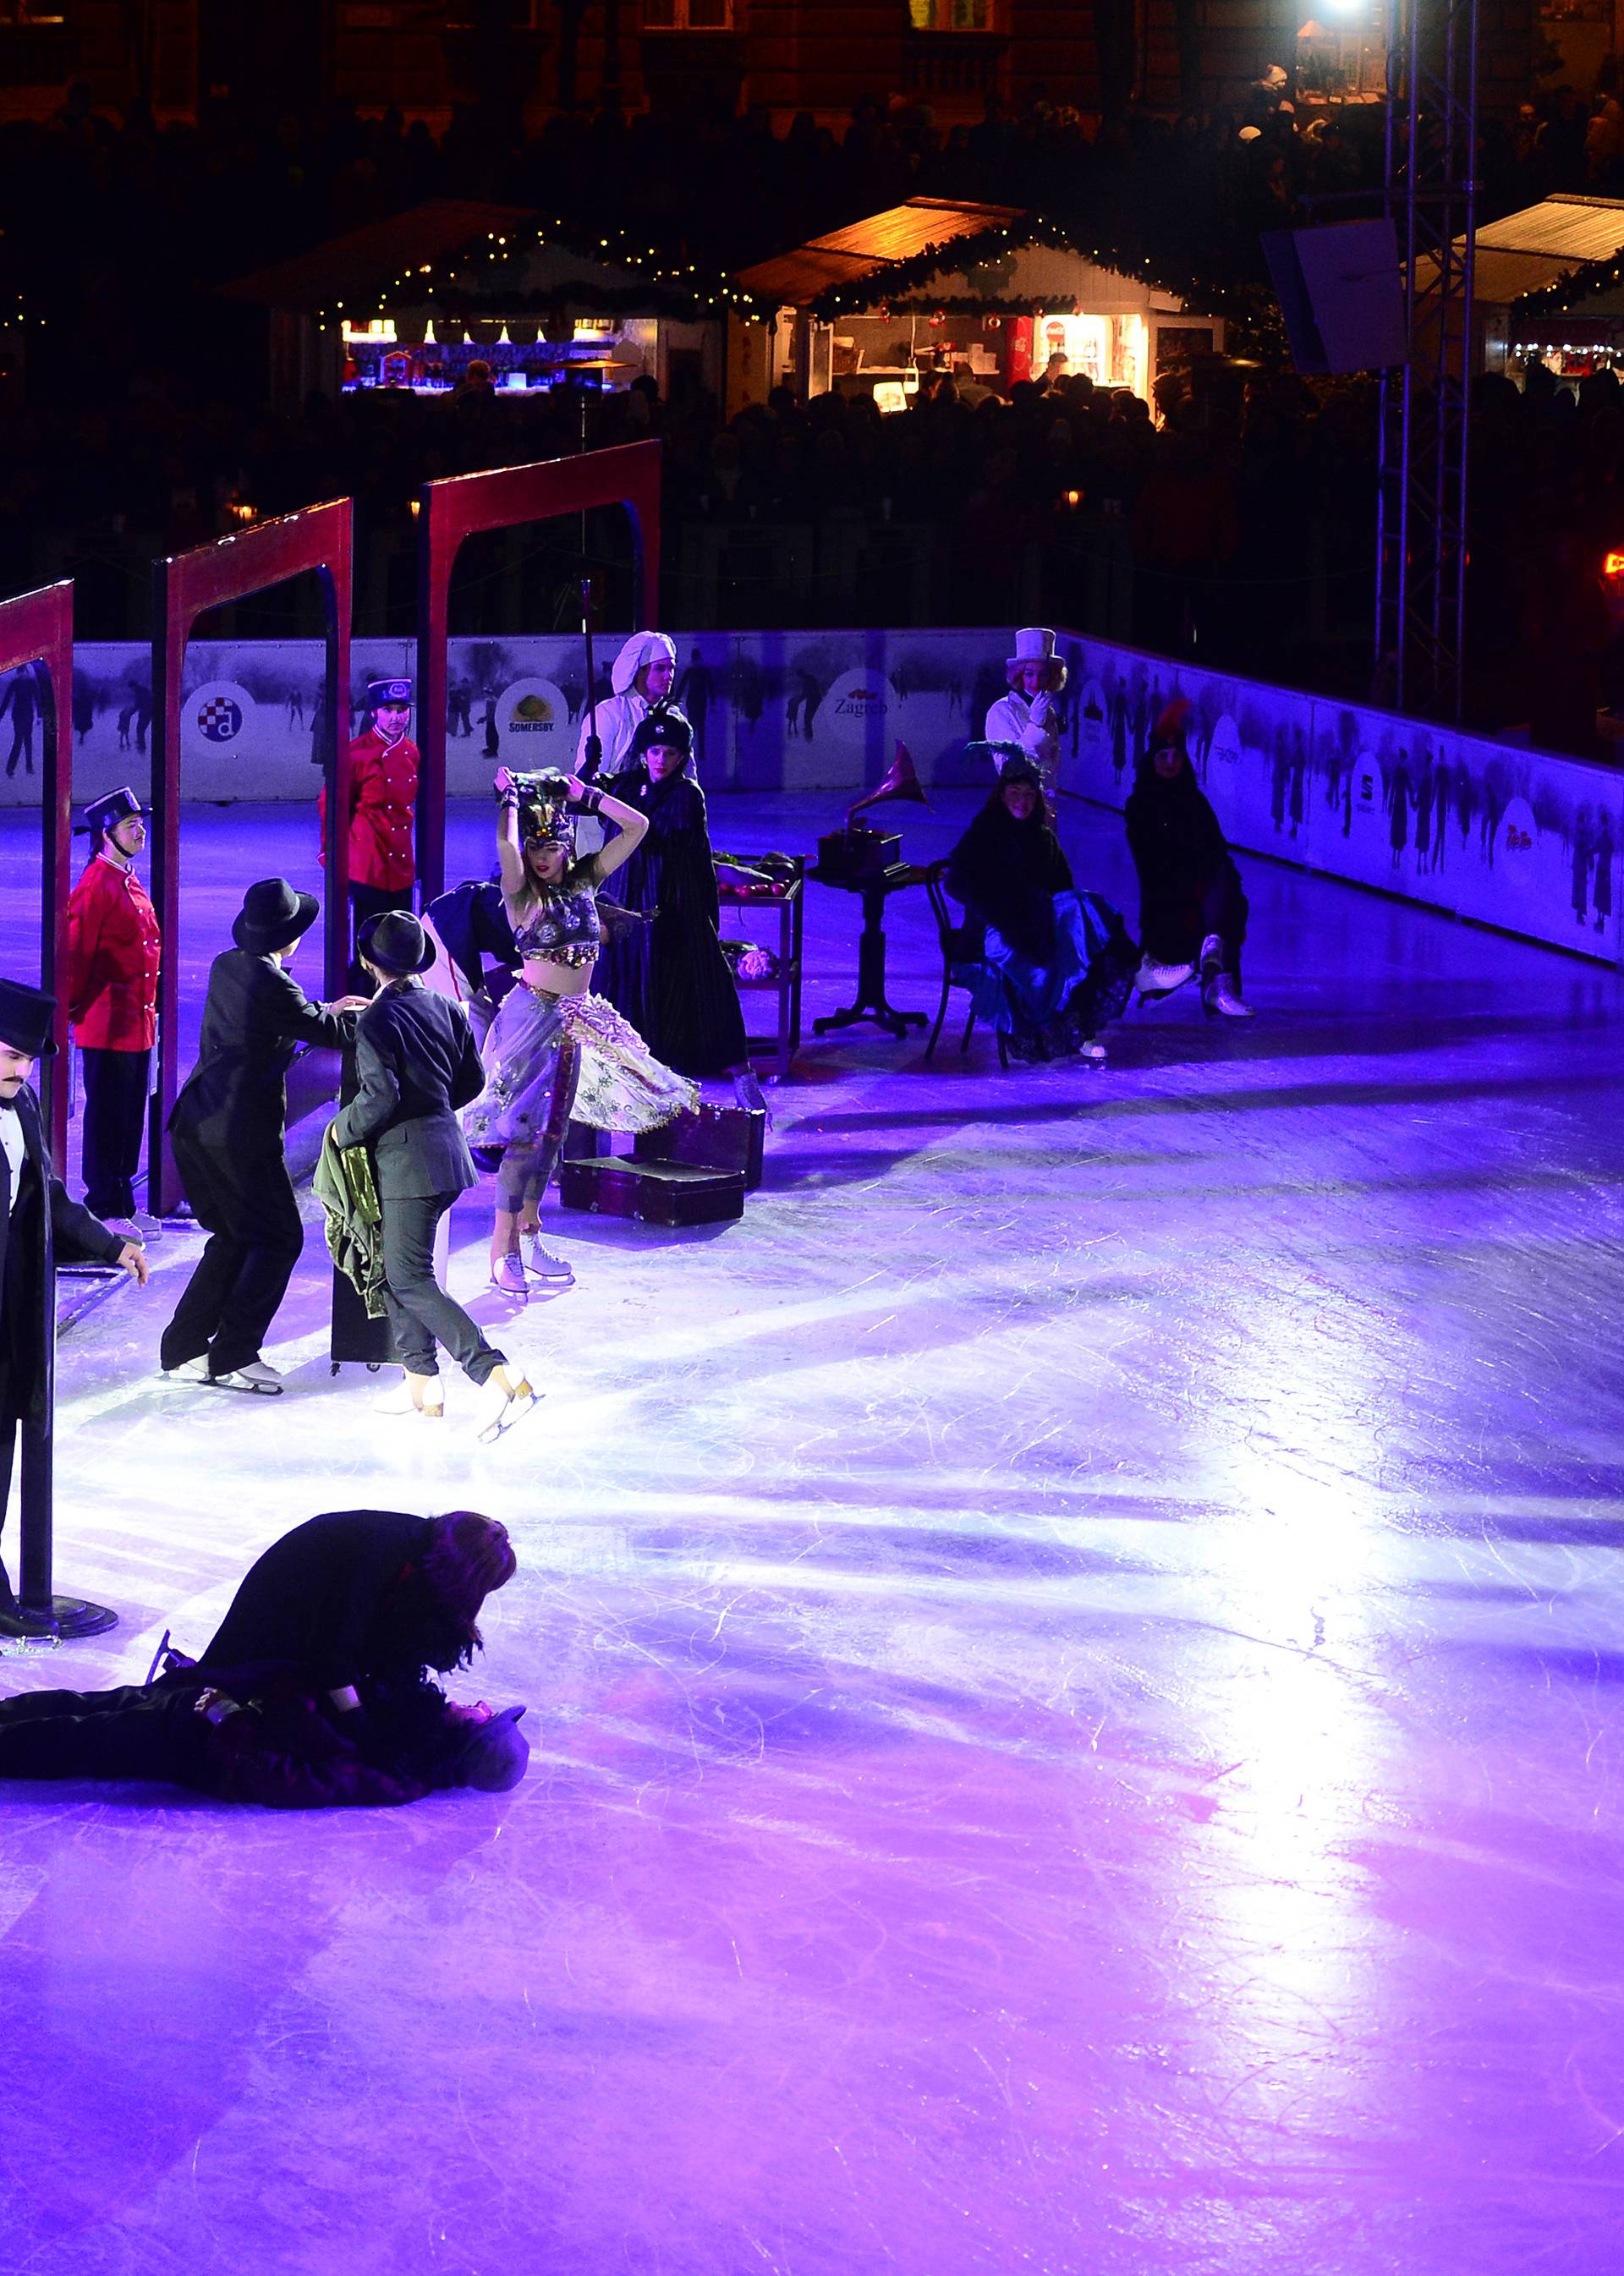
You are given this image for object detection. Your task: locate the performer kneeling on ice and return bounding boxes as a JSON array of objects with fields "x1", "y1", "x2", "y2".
[
  {"x1": 0, "y1": 1509, "x2": 528, "y2": 1806},
  {"x1": 465, "y1": 768, "x2": 697, "y2": 1296},
  {"x1": 1124, "y1": 702, "x2": 1254, "y2": 1018},
  {"x1": 160, "y1": 880, "x2": 368, "y2": 1395},
  {"x1": 328, "y1": 909, "x2": 536, "y2": 1441},
  {"x1": 946, "y1": 754, "x2": 1138, "y2": 1063},
  {"x1": 0, "y1": 979, "x2": 148, "y2": 1641}
]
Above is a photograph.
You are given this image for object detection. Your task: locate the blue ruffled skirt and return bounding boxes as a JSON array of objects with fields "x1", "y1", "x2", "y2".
[{"x1": 956, "y1": 890, "x2": 1137, "y2": 1041}]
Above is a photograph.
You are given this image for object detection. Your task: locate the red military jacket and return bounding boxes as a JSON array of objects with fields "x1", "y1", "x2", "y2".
[
  {"x1": 66, "y1": 853, "x2": 162, "y2": 1051},
  {"x1": 321, "y1": 726, "x2": 419, "y2": 892}
]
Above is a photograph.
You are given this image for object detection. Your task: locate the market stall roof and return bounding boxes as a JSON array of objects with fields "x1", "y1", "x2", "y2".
[
  {"x1": 734, "y1": 200, "x2": 1217, "y2": 321},
  {"x1": 1413, "y1": 194, "x2": 1624, "y2": 307},
  {"x1": 736, "y1": 200, "x2": 1026, "y2": 307},
  {"x1": 222, "y1": 201, "x2": 533, "y2": 315}
]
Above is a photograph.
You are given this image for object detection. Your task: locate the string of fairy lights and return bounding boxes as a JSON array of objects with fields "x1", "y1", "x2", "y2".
[
  {"x1": 313, "y1": 217, "x2": 770, "y2": 334},
  {"x1": 1513, "y1": 251, "x2": 1624, "y2": 322},
  {"x1": 311, "y1": 210, "x2": 1254, "y2": 340}
]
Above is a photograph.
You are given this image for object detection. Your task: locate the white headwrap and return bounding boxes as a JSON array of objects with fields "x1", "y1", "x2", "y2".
[{"x1": 610, "y1": 631, "x2": 678, "y2": 697}]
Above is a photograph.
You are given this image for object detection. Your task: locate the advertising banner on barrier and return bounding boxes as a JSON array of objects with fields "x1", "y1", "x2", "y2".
[{"x1": 4, "y1": 628, "x2": 1619, "y2": 967}]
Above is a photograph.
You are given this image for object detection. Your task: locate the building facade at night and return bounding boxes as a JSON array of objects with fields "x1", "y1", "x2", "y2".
[{"x1": 0, "y1": 0, "x2": 1541, "y2": 129}]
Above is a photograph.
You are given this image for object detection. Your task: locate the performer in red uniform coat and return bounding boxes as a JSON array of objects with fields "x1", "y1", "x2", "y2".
[
  {"x1": 321, "y1": 676, "x2": 419, "y2": 989},
  {"x1": 65, "y1": 784, "x2": 162, "y2": 1237}
]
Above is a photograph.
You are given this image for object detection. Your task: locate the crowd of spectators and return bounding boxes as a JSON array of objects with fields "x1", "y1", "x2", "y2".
[{"x1": 3, "y1": 69, "x2": 1624, "y2": 723}]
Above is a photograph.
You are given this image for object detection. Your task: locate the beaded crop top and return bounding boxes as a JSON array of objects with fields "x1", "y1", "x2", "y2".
[{"x1": 508, "y1": 864, "x2": 601, "y2": 969}]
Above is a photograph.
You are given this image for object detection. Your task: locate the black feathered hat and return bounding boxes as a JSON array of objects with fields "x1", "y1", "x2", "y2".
[{"x1": 628, "y1": 704, "x2": 694, "y2": 766}]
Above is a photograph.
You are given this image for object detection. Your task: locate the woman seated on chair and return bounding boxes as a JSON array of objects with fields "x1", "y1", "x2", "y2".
[
  {"x1": 945, "y1": 754, "x2": 1138, "y2": 1064},
  {"x1": 1124, "y1": 702, "x2": 1254, "y2": 1017}
]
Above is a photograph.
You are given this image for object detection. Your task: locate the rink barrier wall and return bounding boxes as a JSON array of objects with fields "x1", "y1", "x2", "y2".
[{"x1": 12, "y1": 626, "x2": 1620, "y2": 968}]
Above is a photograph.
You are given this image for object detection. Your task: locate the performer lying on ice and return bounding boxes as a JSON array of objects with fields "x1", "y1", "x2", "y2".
[
  {"x1": 0, "y1": 1510, "x2": 527, "y2": 1807},
  {"x1": 947, "y1": 754, "x2": 1138, "y2": 1063},
  {"x1": 464, "y1": 769, "x2": 697, "y2": 1296}
]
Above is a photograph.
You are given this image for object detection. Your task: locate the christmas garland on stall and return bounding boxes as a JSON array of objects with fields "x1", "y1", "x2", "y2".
[
  {"x1": 1511, "y1": 252, "x2": 1624, "y2": 321},
  {"x1": 800, "y1": 213, "x2": 1258, "y2": 326}
]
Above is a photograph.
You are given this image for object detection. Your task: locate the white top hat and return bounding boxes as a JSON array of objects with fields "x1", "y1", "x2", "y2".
[{"x1": 1005, "y1": 626, "x2": 1067, "y2": 693}]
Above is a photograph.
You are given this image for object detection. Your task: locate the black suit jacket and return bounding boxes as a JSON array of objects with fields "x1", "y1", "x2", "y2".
[
  {"x1": 329, "y1": 979, "x2": 483, "y2": 1199},
  {"x1": 1, "y1": 1084, "x2": 123, "y2": 1423},
  {"x1": 171, "y1": 948, "x2": 352, "y2": 1158}
]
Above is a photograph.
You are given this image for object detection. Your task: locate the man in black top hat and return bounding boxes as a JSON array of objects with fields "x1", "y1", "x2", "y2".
[
  {"x1": 0, "y1": 978, "x2": 148, "y2": 1637},
  {"x1": 159, "y1": 880, "x2": 365, "y2": 1396},
  {"x1": 66, "y1": 784, "x2": 162, "y2": 1240}
]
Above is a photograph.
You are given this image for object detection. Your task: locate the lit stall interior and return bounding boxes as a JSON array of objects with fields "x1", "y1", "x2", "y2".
[
  {"x1": 763, "y1": 265, "x2": 1211, "y2": 412},
  {"x1": 341, "y1": 315, "x2": 661, "y2": 396}
]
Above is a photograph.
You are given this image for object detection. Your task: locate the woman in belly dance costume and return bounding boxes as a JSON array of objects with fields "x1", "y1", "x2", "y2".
[{"x1": 464, "y1": 768, "x2": 697, "y2": 1297}]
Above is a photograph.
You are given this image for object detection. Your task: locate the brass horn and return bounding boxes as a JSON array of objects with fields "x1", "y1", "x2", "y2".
[{"x1": 846, "y1": 742, "x2": 929, "y2": 832}]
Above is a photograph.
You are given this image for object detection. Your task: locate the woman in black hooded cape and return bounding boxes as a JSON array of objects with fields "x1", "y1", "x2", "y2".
[
  {"x1": 1122, "y1": 700, "x2": 1253, "y2": 1016},
  {"x1": 946, "y1": 755, "x2": 1138, "y2": 1061},
  {"x1": 597, "y1": 706, "x2": 749, "y2": 1078}
]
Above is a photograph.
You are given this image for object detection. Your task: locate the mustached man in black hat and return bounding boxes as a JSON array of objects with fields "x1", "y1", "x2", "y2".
[
  {"x1": 158, "y1": 880, "x2": 368, "y2": 1396},
  {"x1": 66, "y1": 785, "x2": 162, "y2": 1243},
  {"x1": 327, "y1": 910, "x2": 534, "y2": 1439},
  {"x1": 320, "y1": 677, "x2": 419, "y2": 992},
  {"x1": 0, "y1": 979, "x2": 149, "y2": 1637}
]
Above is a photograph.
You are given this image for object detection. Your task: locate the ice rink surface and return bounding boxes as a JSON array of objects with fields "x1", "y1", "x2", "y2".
[{"x1": 1, "y1": 792, "x2": 1622, "y2": 2275}]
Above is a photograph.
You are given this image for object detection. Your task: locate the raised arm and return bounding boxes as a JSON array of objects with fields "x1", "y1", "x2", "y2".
[
  {"x1": 493, "y1": 767, "x2": 527, "y2": 902},
  {"x1": 576, "y1": 776, "x2": 649, "y2": 885}
]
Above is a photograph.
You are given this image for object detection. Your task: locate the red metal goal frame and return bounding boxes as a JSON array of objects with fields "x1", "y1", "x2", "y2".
[
  {"x1": 149, "y1": 500, "x2": 354, "y2": 1214},
  {"x1": 414, "y1": 440, "x2": 661, "y2": 902},
  {"x1": 0, "y1": 579, "x2": 117, "y2": 1631},
  {"x1": 0, "y1": 580, "x2": 74, "y2": 1159}
]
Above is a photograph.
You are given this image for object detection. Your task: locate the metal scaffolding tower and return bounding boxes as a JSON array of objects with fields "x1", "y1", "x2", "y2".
[{"x1": 1375, "y1": 0, "x2": 1479, "y2": 721}]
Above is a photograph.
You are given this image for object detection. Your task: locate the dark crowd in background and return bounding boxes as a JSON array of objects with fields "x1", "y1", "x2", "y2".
[{"x1": 4, "y1": 71, "x2": 1624, "y2": 742}]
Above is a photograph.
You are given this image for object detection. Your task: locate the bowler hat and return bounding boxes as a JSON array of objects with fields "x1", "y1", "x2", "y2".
[
  {"x1": 76, "y1": 783, "x2": 153, "y2": 840},
  {"x1": 233, "y1": 878, "x2": 320, "y2": 953},
  {"x1": 359, "y1": 908, "x2": 436, "y2": 976},
  {"x1": 0, "y1": 978, "x2": 59, "y2": 1058}
]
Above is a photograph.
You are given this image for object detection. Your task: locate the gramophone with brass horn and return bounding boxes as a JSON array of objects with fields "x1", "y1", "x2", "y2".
[{"x1": 817, "y1": 741, "x2": 930, "y2": 880}]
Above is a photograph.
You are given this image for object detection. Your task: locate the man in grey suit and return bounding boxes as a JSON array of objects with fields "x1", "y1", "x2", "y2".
[{"x1": 332, "y1": 912, "x2": 536, "y2": 1441}]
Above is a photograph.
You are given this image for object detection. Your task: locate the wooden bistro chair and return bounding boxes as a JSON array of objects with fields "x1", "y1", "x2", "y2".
[{"x1": 923, "y1": 859, "x2": 1009, "y2": 1070}]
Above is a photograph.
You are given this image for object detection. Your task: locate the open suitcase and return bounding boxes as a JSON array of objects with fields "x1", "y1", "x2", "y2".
[{"x1": 632, "y1": 1083, "x2": 765, "y2": 1190}]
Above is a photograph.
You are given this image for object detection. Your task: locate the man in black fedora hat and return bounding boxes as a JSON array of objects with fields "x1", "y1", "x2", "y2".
[
  {"x1": 159, "y1": 880, "x2": 366, "y2": 1396},
  {"x1": 329, "y1": 910, "x2": 535, "y2": 1439},
  {"x1": 66, "y1": 783, "x2": 162, "y2": 1242},
  {"x1": 0, "y1": 978, "x2": 148, "y2": 1637}
]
